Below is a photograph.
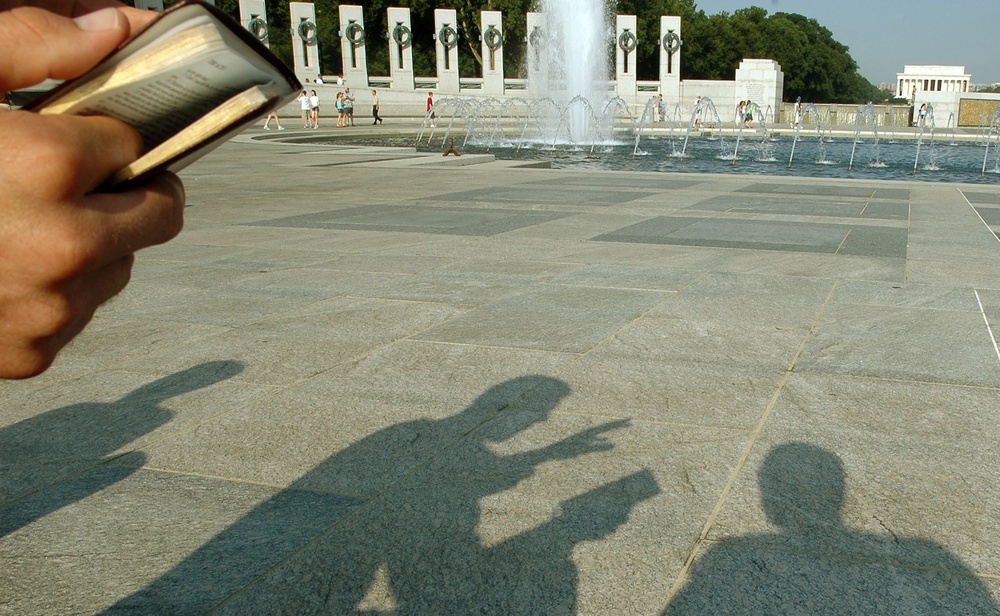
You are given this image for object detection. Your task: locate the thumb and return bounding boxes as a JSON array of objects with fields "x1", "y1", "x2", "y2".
[{"x1": 0, "y1": 6, "x2": 130, "y2": 92}]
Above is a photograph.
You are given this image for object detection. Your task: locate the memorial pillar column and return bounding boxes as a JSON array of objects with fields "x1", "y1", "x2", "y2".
[
  {"x1": 480, "y1": 11, "x2": 505, "y2": 96},
  {"x1": 615, "y1": 15, "x2": 638, "y2": 100},
  {"x1": 239, "y1": 0, "x2": 269, "y2": 48},
  {"x1": 434, "y1": 9, "x2": 460, "y2": 95},
  {"x1": 526, "y1": 12, "x2": 548, "y2": 99},
  {"x1": 387, "y1": 7, "x2": 414, "y2": 91},
  {"x1": 338, "y1": 4, "x2": 369, "y2": 88},
  {"x1": 291, "y1": 2, "x2": 320, "y2": 83}
]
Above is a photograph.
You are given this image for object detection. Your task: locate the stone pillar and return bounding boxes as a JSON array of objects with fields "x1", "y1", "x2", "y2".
[
  {"x1": 387, "y1": 7, "x2": 415, "y2": 90},
  {"x1": 133, "y1": 0, "x2": 163, "y2": 11},
  {"x1": 338, "y1": 4, "x2": 369, "y2": 88},
  {"x1": 615, "y1": 15, "x2": 638, "y2": 99},
  {"x1": 434, "y1": 9, "x2": 460, "y2": 95},
  {"x1": 290, "y1": 2, "x2": 320, "y2": 83},
  {"x1": 480, "y1": 10, "x2": 504, "y2": 96},
  {"x1": 526, "y1": 12, "x2": 547, "y2": 99},
  {"x1": 239, "y1": 0, "x2": 269, "y2": 48},
  {"x1": 659, "y1": 16, "x2": 681, "y2": 103},
  {"x1": 735, "y1": 59, "x2": 783, "y2": 117}
]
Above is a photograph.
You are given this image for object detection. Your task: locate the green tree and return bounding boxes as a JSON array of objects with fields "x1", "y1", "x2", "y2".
[{"x1": 183, "y1": 0, "x2": 880, "y2": 104}]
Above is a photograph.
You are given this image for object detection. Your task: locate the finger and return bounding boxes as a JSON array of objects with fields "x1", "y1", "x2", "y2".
[
  {"x1": 71, "y1": 0, "x2": 159, "y2": 30},
  {"x1": 79, "y1": 172, "x2": 185, "y2": 265},
  {"x1": 0, "y1": 111, "x2": 145, "y2": 196},
  {"x1": 0, "y1": 0, "x2": 154, "y2": 30},
  {"x1": 0, "y1": 253, "x2": 133, "y2": 378},
  {"x1": 0, "y1": 5, "x2": 130, "y2": 91}
]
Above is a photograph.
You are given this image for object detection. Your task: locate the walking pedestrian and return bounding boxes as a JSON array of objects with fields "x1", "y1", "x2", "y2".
[
  {"x1": 262, "y1": 111, "x2": 284, "y2": 130},
  {"x1": 372, "y1": 90, "x2": 383, "y2": 125}
]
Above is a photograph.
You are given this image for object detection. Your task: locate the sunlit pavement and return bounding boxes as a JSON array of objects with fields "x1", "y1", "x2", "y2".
[{"x1": 2, "y1": 122, "x2": 999, "y2": 614}]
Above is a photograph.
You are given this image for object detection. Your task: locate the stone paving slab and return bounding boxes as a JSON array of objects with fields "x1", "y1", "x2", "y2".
[{"x1": 1, "y1": 129, "x2": 999, "y2": 614}]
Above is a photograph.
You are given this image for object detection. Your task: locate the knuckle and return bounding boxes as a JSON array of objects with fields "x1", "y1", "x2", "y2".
[
  {"x1": 8, "y1": 118, "x2": 87, "y2": 194},
  {"x1": 49, "y1": 221, "x2": 101, "y2": 270}
]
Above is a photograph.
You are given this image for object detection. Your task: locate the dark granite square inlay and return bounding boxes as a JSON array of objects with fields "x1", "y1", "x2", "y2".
[
  {"x1": 961, "y1": 191, "x2": 1000, "y2": 205},
  {"x1": 688, "y1": 195, "x2": 907, "y2": 220},
  {"x1": 975, "y1": 207, "x2": 1000, "y2": 225},
  {"x1": 428, "y1": 187, "x2": 654, "y2": 207},
  {"x1": 529, "y1": 176, "x2": 702, "y2": 190},
  {"x1": 593, "y1": 216, "x2": 906, "y2": 257},
  {"x1": 245, "y1": 205, "x2": 574, "y2": 236},
  {"x1": 736, "y1": 182, "x2": 909, "y2": 201}
]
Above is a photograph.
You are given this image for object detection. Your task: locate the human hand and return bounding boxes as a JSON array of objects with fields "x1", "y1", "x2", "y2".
[
  {"x1": 0, "y1": 3, "x2": 185, "y2": 378},
  {"x1": 0, "y1": 0, "x2": 158, "y2": 32},
  {"x1": 547, "y1": 419, "x2": 631, "y2": 460}
]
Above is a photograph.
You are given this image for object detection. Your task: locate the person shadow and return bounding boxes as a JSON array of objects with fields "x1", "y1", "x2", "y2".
[
  {"x1": 667, "y1": 442, "x2": 1000, "y2": 615},
  {"x1": 0, "y1": 361, "x2": 244, "y2": 538},
  {"x1": 106, "y1": 375, "x2": 661, "y2": 614}
]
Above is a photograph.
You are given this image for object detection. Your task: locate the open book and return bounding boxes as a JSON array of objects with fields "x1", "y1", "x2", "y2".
[{"x1": 26, "y1": 0, "x2": 300, "y2": 189}]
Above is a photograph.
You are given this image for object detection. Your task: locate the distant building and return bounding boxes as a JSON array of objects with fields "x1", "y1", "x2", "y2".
[
  {"x1": 895, "y1": 65, "x2": 970, "y2": 101},
  {"x1": 894, "y1": 65, "x2": 1000, "y2": 127}
]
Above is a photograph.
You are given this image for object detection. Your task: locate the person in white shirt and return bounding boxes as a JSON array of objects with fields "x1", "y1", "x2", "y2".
[
  {"x1": 297, "y1": 90, "x2": 311, "y2": 128},
  {"x1": 309, "y1": 90, "x2": 320, "y2": 129}
]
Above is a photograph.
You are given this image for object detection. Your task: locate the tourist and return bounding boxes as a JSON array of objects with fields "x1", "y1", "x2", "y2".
[
  {"x1": 652, "y1": 94, "x2": 661, "y2": 123},
  {"x1": 336, "y1": 91, "x2": 345, "y2": 127},
  {"x1": 0, "y1": 0, "x2": 185, "y2": 378},
  {"x1": 427, "y1": 91, "x2": 436, "y2": 127},
  {"x1": 298, "y1": 89, "x2": 311, "y2": 128},
  {"x1": 343, "y1": 87, "x2": 355, "y2": 126},
  {"x1": 744, "y1": 100, "x2": 753, "y2": 128},
  {"x1": 792, "y1": 96, "x2": 802, "y2": 129},
  {"x1": 658, "y1": 94, "x2": 667, "y2": 123},
  {"x1": 372, "y1": 90, "x2": 383, "y2": 125},
  {"x1": 309, "y1": 89, "x2": 320, "y2": 129},
  {"x1": 262, "y1": 110, "x2": 284, "y2": 130},
  {"x1": 918, "y1": 103, "x2": 928, "y2": 128}
]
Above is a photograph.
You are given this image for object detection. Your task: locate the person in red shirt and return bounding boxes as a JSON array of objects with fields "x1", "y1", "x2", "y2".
[{"x1": 426, "y1": 91, "x2": 435, "y2": 127}]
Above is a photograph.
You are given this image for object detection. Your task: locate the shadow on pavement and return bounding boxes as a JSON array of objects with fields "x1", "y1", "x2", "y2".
[
  {"x1": 666, "y1": 442, "x2": 999, "y2": 614},
  {"x1": 0, "y1": 360, "x2": 244, "y2": 539},
  {"x1": 106, "y1": 374, "x2": 661, "y2": 614}
]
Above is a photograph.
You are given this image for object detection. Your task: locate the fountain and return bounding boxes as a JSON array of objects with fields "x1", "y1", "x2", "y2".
[
  {"x1": 913, "y1": 103, "x2": 935, "y2": 174},
  {"x1": 848, "y1": 102, "x2": 883, "y2": 171},
  {"x1": 535, "y1": 0, "x2": 611, "y2": 144},
  {"x1": 982, "y1": 109, "x2": 1000, "y2": 177},
  {"x1": 342, "y1": 6, "x2": 1000, "y2": 184}
]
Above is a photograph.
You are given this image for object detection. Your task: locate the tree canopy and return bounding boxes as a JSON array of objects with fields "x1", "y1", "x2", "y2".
[{"x1": 198, "y1": 0, "x2": 884, "y2": 104}]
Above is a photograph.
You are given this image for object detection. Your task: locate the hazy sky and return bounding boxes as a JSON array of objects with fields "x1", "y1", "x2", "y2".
[{"x1": 691, "y1": 0, "x2": 1000, "y2": 86}]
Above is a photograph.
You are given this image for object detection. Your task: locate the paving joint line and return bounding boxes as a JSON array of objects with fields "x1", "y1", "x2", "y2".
[{"x1": 660, "y1": 279, "x2": 840, "y2": 612}]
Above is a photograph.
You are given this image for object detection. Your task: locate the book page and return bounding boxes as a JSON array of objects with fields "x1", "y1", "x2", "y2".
[
  {"x1": 108, "y1": 81, "x2": 282, "y2": 186},
  {"x1": 38, "y1": 16, "x2": 280, "y2": 148}
]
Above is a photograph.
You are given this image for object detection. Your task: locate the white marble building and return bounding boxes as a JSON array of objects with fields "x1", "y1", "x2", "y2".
[{"x1": 896, "y1": 65, "x2": 971, "y2": 100}]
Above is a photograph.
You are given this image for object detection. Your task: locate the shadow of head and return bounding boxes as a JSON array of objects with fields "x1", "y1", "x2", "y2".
[
  {"x1": 760, "y1": 442, "x2": 845, "y2": 531},
  {"x1": 468, "y1": 375, "x2": 571, "y2": 441}
]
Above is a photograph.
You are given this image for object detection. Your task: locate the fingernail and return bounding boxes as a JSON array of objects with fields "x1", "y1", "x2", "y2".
[{"x1": 73, "y1": 7, "x2": 124, "y2": 32}]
